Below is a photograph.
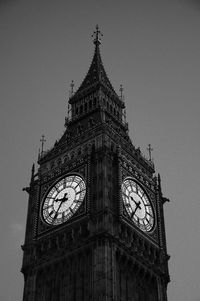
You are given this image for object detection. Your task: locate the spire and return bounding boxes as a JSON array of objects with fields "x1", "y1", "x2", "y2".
[{"x1": 72, "y1": 25, "x2": 117, "y2": 98}]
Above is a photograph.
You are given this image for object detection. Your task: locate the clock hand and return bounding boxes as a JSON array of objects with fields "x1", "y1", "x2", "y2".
[
  {"x1": 53, "y1": 201, "x2": 63, "y2": 220},
  {"x1": 55, "y1": 193, "x2": 69, "y2": 203},
  {"x1": 53, "y1": 193, "x2": 69, "y2": 220},
  {"x1": 135, "y1": 200, "x2": 141, "y2": 210},
  {"x1": 131, "y1": 199, "x2": 142, "y2": 218},
  {"x1": 130, "y1": 196, "x2": 142, "y2": 211}
]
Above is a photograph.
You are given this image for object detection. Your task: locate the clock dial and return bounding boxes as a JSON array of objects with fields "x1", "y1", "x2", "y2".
[
  {"x1": 121, "y1": 178, "x2": 154, "y2": 232},
  {"x1": 42, "y1": 175, "x2": 86, "y2": 225}
]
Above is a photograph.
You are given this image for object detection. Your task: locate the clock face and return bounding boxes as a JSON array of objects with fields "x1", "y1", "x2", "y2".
[
  {"x1": 42, "y1": 175, "x2": 86, "y2": 225},
  {"x1": 121, "y1": 178, "x2": 154, "y2": 232}
]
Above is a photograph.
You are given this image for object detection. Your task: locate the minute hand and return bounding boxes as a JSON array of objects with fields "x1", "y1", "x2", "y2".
[
  {"x1": 54, "y1": 194, "x2": 68, "y2": 219},
  {"x1": 131, "y1": 201, "x2": 141, "y2": 217}
]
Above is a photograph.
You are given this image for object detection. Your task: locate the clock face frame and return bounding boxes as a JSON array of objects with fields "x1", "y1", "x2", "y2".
[
  {"x1": 41, "y1": 174, "x2": 86, "y2": 226},
  {"x1": 121, "y1": 178, "x2": 155, "y2": 232}
]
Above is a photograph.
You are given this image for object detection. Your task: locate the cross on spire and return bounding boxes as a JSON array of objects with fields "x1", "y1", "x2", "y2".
[
  {"x1": 40, "y1": 135, "x2": 46, "y2": 153},
  {"x1": 147, "y1": 144, "x2": 153, "y2": 161},
  {"x1": 92, "y1": 25, "x2": 103, "y2": 46}
]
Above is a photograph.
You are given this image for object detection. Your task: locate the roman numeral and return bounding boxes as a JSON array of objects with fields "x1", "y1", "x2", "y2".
[
  {"x1": 63, "y1": 178, "x2": 67, "y2": 188},
  {"x1": 46, "y1": 196, "x2": 56, "y2": 200},
  {"x1": 49, "y1": 210, "x2": 54, "y2": 217},
  {"x1": 76, "y1": 189, "x2": 85, "y2": 195},
  {"x1": 74, "y1": 199, "x2": 82, "y2": 204},
  {"x1": 74, "y1": 180, "x2": 82, "y2": 189},
  {"x1": 122, "y1": 192, "x2": 128, "y2": 199},
  {"x1": 143, "y1": 221, "x2": 147, "y2": 231},
  {"x1": 145, "y1": 218, "x2": 150, "y2": 225},
  {"x1": 69, "y1": 208, "x2": 74, "y2": 214},
  {"x1": 43, "y1": 204, "x2": 53, "y2": 210},
  {"x1": 147, "y1": 211, "x2": 153, "y2": 218},
  {"x1": 131, "y1": 211, "x2": 134, "y2": 218}
]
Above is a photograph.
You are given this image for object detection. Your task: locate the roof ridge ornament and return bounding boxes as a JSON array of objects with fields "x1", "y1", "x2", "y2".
[{"x1": 92, "y1": 25, "x2": 103, "y2": 46}]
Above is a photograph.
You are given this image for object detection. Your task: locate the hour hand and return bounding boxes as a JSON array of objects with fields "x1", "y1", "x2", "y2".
[
  {"x1": 54, "y1": 197, "x2": 61, "y2": 203},
  {"x1": 55, "y1": 196, "x2": 63, "y2": 203},
  {"x1": 55, "y1": 193, "x2": 68, "y2": 203}
]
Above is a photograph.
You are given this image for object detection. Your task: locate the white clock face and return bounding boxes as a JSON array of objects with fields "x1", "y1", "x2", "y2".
[
  {"x1": 121, "y1": 178, "x2": 154, "y2": 232},
  {"x1": 42, "y1": 175, "x2": 86, "y2": 225}
]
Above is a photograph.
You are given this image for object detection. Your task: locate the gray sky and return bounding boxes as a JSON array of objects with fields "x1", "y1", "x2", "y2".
[{"x1": 0, "y1": 0, "x2": 200, "y2": 300}]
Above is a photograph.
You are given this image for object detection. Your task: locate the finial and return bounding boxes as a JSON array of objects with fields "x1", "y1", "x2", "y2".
[
  {"x1": 119, "y1": 84, "x2": 124, "y2": 101},
  {"x1": 40, "y1": 135, "x2": 46, "y2": 154},
  {"x1": 147, "y1": 144, "x2": 153, "y2": 161},
  {"x1": 92, "y1": 25, "x2": 103, "y2": 46},
  {"x1": 70, "y1": 80, "x2": 74, "y2": 97}
]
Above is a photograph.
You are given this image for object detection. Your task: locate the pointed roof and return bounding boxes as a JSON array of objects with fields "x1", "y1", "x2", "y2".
[{"x1": 70, "y1": 26, "x2": 118, "y2": 100}]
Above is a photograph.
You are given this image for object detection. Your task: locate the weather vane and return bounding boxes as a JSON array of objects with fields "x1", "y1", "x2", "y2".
[
  {"x1": 92, "y1": 25, "x2": 103, "y2": 45},
  {"x1": 147, "y1": 144, "x2": 153, "y2": 161}
]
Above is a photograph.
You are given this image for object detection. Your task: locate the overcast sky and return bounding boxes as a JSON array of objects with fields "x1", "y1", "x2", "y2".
[{"x1": 1, "y1": 0, "x2": 200, "y2": 300}]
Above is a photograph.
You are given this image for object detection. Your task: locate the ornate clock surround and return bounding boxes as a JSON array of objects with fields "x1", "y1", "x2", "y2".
[
  {"x1": 120, "y1": 160, "x2": 159, "y2": 244},
  {"x1": 121, "y1": 177, "x2": 155, "y2": 232},
  {"x1": 36, "y1": 164, "x2": 89, "y2": 236},
  {"x1": 41, "y1": 174, "x2": 86, "y2": 226}
]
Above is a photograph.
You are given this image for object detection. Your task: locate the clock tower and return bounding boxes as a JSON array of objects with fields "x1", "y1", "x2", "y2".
[{"x1": 21, "y1": 26, "x2": 170, "y2": 301}]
